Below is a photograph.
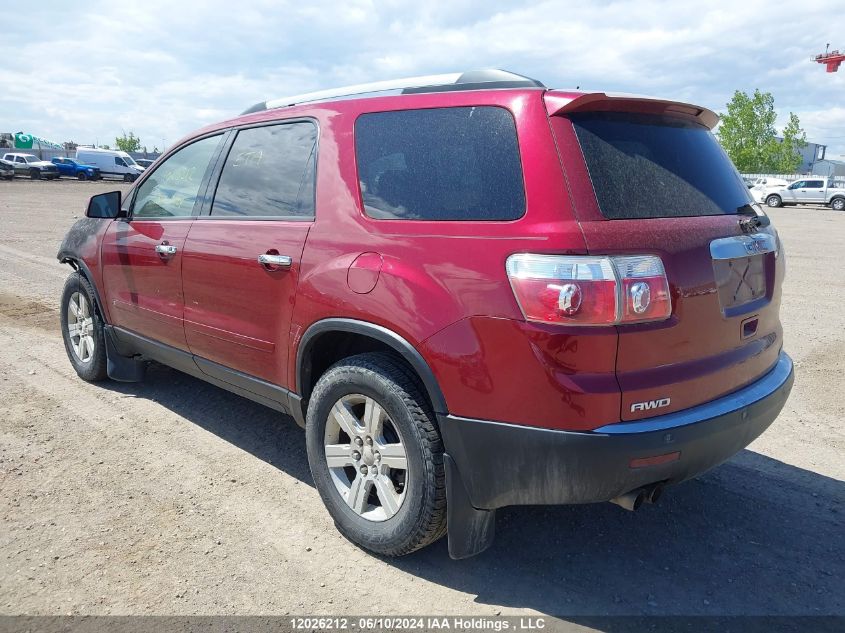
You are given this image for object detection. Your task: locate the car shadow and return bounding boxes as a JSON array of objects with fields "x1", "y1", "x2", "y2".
[
  {"x1": 105, "y1": 362, "x2": 314, "y2": 484},
  {"x1": 104, "y1": 363, "x2": 844, "y2": 619}
]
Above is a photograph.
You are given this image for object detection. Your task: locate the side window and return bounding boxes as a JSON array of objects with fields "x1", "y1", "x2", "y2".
[
  {"x1": 132, "y1": 135, "x2": 222, "y2": 219},
  {"x1": 806, "y1": 180, "x2": 823, "y2": 189},
  {"x1": 354, "y1": 106, "x2": 525, "y2": 221},
  {"x1": 210, "y1": 122, "x2": 317, "y2": 218}
]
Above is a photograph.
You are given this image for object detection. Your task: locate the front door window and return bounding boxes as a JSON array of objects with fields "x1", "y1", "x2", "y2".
[{"x1": 132, "y1": 135, "x2": 222, "y2": 218}]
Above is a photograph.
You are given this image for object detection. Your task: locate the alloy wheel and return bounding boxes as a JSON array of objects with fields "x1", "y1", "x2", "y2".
[
  {"x1": 67, "y1": 292, "x2": 95, "y2": 363},
  {"x1": 323, "y1": 394, "x2": 408, "y2": 521}
]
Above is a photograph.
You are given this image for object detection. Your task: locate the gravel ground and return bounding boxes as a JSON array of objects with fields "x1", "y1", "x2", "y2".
[{"x1": 0, "y1": 179, "x2": 842, "y2": 621}]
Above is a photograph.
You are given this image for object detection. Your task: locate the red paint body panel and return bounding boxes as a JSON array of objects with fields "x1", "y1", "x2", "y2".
[
  {"x1": 181, "y1": 219, "x2": 310, "y2": 386},
  {"x1": 285, "y1": 90, "x2": 603, "y2": 404},
  {"x1": 61, "y1": 218, "x2": 114, "y2": 322},
  {"x1": 548, "y1": 115, "x2": 784, "y2": 422},
  {"x1": 421, "y1": 317, "x2": 620, "y2": 430},
  {"x1": 80, "y1": 85, "x2": 786, "y2": 435},
  {"x1": 100, "y1": 219, "x2": 192, "y2": 350}
]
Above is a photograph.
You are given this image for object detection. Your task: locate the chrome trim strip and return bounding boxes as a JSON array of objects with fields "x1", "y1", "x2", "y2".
[
  {"x1": 253, "y1": 70, "x2": 546, "y2": 113},
  {"x1": 264, "y1": 73, "x2": 462, "y2": 110},
  {"x1": 709, "y1": 233, "x2": 777, "y2": 260},
  {"x1": 594, "y1": 352, "x2": 792, "y2": 435}
]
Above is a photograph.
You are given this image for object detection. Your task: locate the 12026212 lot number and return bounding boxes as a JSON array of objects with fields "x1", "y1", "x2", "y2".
[{"x1": 290, "y1": 616, "x2": 547, "y2": 630}]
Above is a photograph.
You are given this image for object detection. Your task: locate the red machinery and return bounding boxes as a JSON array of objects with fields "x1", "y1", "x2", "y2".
[{"x1": 814, "y1": 47, "x2": 844, "y2": 72}]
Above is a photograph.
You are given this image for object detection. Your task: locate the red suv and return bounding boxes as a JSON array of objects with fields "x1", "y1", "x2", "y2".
[{"x1": 58, "y1": 70, "x2": 793, "y2": 559}]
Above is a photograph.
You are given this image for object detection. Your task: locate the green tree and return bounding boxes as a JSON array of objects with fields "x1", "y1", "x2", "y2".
[
  {"x1": 773, "y1": 112, "x2": 807, "y2": 173},
  {"x1": 717, "y1": 89, "x2": 806, "y2": 173},
  {"x1": 115, "y1": 131, "x2": 141, "y2": 153}
]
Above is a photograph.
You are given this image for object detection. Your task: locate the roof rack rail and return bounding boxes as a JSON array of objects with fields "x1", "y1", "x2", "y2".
[{"x1": 241, "y1": 69, "x2": 545, "y2": 115}]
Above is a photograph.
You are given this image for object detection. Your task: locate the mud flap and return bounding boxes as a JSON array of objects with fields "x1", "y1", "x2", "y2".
[
  {"x1": 105, "y1": 327, "x2": 146, "y2": 382},
  {"x1": 445, "y1": 453, "x2": 495, "y2": 559}
]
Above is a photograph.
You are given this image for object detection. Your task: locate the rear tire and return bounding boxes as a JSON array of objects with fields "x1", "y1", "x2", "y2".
[
  {"x1": 60, "y1": 272, "x2": 108, "y2": 382},
  {"x1": 305, "y1": 352, "x2": 447, "y2": 556},
  {"x1": 831, "y1": 197, "x2": 845, "y2": 211},
  {"x1": 766, "y1": 194, "x2": 782, "y2": 208}
]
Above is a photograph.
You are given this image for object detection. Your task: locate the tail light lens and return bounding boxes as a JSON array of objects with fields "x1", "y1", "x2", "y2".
[{"x1": 506, "y1": 253, "x2": 671, "y2": 326}]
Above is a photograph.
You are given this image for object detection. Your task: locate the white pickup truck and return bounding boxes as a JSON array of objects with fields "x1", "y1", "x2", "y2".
[{"x1": 761, "y1": 177, "x2": 845, "y2": 211}]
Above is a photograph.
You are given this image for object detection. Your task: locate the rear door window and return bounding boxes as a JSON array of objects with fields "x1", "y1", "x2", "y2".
[
  {"x1": 355, "y1": 106, "x2": 525, "y2": 221},
  {"x1": 570, "y1": 112, "x2": 752, "y2": 219},
  {"x1": 210, "y1": 122, "x2": 318, "y2": 218}
]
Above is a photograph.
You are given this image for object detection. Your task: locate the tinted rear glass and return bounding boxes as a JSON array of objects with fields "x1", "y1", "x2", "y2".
[
  {"x1": 355, "y1": 106, "x2": 525, "y2": 221},
  {"x1": 211, "y1": 122, "x2": 317, "y2": 218},
  {"x1": 571, "y1": 113, "x2": 751, "y2": 219}
]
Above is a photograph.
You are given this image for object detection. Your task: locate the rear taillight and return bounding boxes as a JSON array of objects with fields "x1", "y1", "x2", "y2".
[{"x1": 506, "y1": 254, "x2": 671, "y2": 326}]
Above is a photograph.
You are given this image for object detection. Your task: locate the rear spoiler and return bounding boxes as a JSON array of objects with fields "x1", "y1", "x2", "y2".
[{"x1": 544, "y1": 91, "x2": 719, "y2": 129}]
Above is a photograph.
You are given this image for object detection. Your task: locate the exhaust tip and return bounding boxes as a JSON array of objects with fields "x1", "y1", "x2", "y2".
[
  {"x1": 633, "y1": 490, "x2": 646, "y2": 510},
  {"x1": 645, "y1": 484, "x2": 664, "y2": 505},
  {"x1": 611, "y1": 489, "x2": 647, "y2": 512}
]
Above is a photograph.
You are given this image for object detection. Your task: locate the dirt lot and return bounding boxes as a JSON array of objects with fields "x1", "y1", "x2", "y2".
[{"x1": 0, "y1": 179, "x2": 843, "y2": 620}]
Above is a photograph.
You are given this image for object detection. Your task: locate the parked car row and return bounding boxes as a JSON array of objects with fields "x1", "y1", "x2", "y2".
[
  {"x1": 752, "y1": 176, "x2": 845, "y2": 210},
  {"x1": 1, "y1": 149, "x2": 150, "y2": 182},
  {"x1": 2, "y1": 153, "x2": 61, "y2": 179}
]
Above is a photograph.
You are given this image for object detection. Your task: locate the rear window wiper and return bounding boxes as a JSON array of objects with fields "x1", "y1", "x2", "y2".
[{"x1": 737, "y1": 203, "x2": 770, "y2": 232}]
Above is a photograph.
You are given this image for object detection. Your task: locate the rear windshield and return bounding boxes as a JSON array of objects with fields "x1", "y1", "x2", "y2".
[
  {"x1": 571, "y1": 113, "x2": 751, "y2": 219},
  {"x1": 355, "y1": 106, "x2": 525, "y2": 221}
]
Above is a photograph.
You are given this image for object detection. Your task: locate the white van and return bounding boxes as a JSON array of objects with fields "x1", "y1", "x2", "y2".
[{"x1": 75, "y1": 148, "x2": 145, "y2": 182}]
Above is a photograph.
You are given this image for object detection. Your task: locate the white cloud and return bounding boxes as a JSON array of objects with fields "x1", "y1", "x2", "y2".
[{"x1": 1, "y1": 0, "x2": 842, "y2": 154}]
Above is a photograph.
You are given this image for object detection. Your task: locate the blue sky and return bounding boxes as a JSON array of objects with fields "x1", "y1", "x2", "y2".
[{"x1": 3, "y1": 0, "x2": 844, "y2": 157}]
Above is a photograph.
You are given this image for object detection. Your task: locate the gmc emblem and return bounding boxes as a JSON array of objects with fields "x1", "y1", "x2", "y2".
[{"x1": 631, "y1": 398, "x2": 671, "y2": 413}]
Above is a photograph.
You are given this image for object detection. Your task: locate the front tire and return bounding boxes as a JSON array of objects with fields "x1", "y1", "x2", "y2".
[
  {"x1": 766, "y1": 194, "x2": 782, "y2": 208},
  {"x1": 831, "y1": 197, "x2": 845, "y2": 211},
  {"x1": 29, "y1": 169, "x2": 40, "y2": 180},
  {"x1": 305, "y1": 352, "x2": 447, "y2": 556},
  {"x1": 77, "y1": 172, "x2": 88, "y2": 181},
  {"x1": 60, "y1": 272, "x2": 108, "y2": 382}
]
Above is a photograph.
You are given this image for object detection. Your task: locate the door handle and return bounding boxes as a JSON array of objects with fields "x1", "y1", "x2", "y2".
[
  {"x1": 258, "y1": 253, "x2": 292, "y2": 269},
  {"x1": 156, "y1": 243, "x2": 178, "y2": 257}
]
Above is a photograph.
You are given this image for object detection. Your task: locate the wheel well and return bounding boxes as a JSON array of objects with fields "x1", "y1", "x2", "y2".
[
  {"x1": 297, "y1": 326, "x2": 446, "y2": 420},
  {"x1": 62, "y1": 259, "x2": 106, "y2": 321},
  {"x1": 300, "y1": 331, "x2": 408, "y2": 399}
]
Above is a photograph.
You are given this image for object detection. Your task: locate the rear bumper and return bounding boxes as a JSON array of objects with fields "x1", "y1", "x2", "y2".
[{"x1": 440, "y1": 352, "x2": 793, "y2": 511}]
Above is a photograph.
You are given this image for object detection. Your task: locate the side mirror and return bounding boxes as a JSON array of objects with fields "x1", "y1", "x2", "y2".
[{"x1": 86, "y1": 191, "x2": 123, "y2": 218}]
